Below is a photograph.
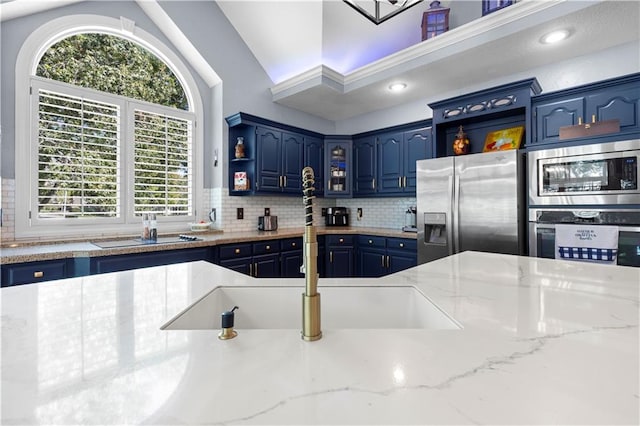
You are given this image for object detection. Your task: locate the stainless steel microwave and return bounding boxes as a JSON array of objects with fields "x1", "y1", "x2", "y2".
[{"x1": 528, "y1": 139, "x2": 640, "y2": 206}]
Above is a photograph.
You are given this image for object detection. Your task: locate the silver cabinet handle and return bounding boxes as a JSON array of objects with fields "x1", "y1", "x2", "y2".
[
  {"x1": 255, "y1": 262, "x2": 258, "y2": 277},
  {"x1": 34, "y1": 271, "x2": 44, "y2": 278},
  {"x1": 372, "y1": 178, "x2": 376, "y2": 189},
  {"x1": 399, "y1": 243, "x2": 404, "y2": 248},
  {"x1": 249, "y1": 263, "x2": 253, "y2": 276},
  {"x1": 403, "y1": 176, "x2": 407, "y2": 187},
  {"x1": 381, "y1": 255, "x2": 385, "y2": 267},
  {"x1": 330, "y1": 251, "x2": 333, "y2": 263},
  {"x1": 398, "y1": 176, "x2": 402, "y2": 188}
]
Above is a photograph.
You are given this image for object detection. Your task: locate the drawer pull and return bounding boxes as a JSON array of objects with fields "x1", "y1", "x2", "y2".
[
  {"x1": 339, "y1": 238, "x2": 344, "y2": 243},
  {"x1": 292, "y1": 242, "x2": 296, "y2": 247},
  {"x1": 399, "y1": 243, "x2": 404, "y2": 248},
  {"x1": 34, "y1": 271, "x2": 44, "y2": 278},
  {"x1": 266, "y1": 245, "x2": 270, "y2": 250},
  {"x1": 235, "y1": 248, "x2": 240, "y2": 254},
  {"x1": 368, "y1": 239, "x2": 373, "y2": 244}
]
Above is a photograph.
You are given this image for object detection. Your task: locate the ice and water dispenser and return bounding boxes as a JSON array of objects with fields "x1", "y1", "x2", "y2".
[{"x1": 424, "y1": 213, "x2": 447, "y2": 245}]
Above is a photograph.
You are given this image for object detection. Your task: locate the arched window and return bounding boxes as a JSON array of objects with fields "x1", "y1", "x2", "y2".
[{"x1": 15, "y1": 16, "x2": 204, "y2": 238}]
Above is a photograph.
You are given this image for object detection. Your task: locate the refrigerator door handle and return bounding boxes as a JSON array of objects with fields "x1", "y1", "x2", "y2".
[{"x1": 452, "y1": 174, "x2": 460, "y2": 254}]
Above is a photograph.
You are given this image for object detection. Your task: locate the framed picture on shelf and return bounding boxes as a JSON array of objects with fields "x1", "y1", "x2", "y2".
[
  {"x1": 483, "y1": 126, "x2": 524, "y2": 152},
  {"x1": 482, "y1": 0, "x2": 513, "y2": 16}
]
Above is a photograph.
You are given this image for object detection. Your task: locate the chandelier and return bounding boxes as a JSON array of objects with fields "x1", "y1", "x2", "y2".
[{"x1": 343, "y1": 0, "x2": 424, "y2": 25}]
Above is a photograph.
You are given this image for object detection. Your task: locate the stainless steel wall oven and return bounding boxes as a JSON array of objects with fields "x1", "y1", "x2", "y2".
[{"x1": 528, "y1": 140, "x2": 640, "y2": 267}]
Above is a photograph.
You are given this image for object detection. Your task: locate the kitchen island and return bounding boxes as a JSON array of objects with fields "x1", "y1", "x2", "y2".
[{"x1": 1, "y1": 251, "x2": 638, "y2": 425}]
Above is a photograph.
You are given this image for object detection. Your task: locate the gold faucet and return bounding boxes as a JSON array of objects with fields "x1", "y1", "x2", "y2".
[{"x1": 301, "y1": 167, "x2": 322, "y2": 341}]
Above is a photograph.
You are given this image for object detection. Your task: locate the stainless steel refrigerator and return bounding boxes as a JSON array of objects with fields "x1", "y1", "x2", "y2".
[{"x1": 417, "y1": 150, "x2": 526, "y2": 264}]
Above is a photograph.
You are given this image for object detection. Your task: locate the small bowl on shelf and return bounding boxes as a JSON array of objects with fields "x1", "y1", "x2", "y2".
[{"x1": 190, "y1": 222, "x2": 212, "y2": 232}]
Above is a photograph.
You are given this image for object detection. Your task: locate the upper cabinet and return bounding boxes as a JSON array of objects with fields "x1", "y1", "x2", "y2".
[
  {"x1": 225, "y1": 113, "x2": 324, "y2": 196},
  {"x1": 256, "y1": 126, "x2": 303, "y2": 193},
  {"x1": 429, "y1": 78, "x2": 541, "y2": 157},
  {"x1": 324, "y1": 137, "x2": 352, "y2": 198},
  {"x1": 353, "y1": 123, "x2": 432, "y2": 197},
  {"x1": 531, "y1": 73, "x2": 640, "y2": 147},
  {"x1": 304, "y1": 136, "x2": 324, "y2": 197}
]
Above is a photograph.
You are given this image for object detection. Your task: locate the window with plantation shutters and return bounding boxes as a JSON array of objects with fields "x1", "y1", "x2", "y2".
[
  {"x1": 37, "y1": 88, "x2": 120, "y2": 219},
  {"x1": 17, "y1": 28, "x2": 203, "y2": 239},
  {"x1": 133, "y1": 109, "x2": 192, "y2": 216}
]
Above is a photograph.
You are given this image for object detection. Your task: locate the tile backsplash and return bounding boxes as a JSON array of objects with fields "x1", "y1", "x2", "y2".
[
  {"x1": 0, "y1": 182, "x2": 415, "y2": 242},
  {"x1": 212, "y1": 188, "x2": 415, "y2": 233}
]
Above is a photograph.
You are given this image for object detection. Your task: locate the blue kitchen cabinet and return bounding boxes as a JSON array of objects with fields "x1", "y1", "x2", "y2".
[
  {"x1": 226, "y1": 113, "x2": 324, "y2": 196},
  {"x1": 430, "y1": 78, "x2": 541, "y2": 157},
  {"x1": 353, "y1": 124, "x2": 431, "y2": 197},
  {"x1": 325, "y1": 235, "x2": 354, "y2": 278},
  {"x1": 377, "y1": 131, "x2": 404, "y2": 194},
  {"x1": 531, "y1": 73, "x2": 640, "y2": 147},
  {"x1": 356, "y1": 236, "x2": 416, "y2": 277},
  {"x1": 1, "y1": 258, "x2": 71, "y2": 287},
  {"x1": 356, "y1": 235, "x2": 387, "y2": 277},
  {"x1": 280, "y1": 237, "x2": 303, "y2": 278},
  {"x1": 324, "y1": 138, "x2": 353, "y2": 197},
  {"x1": 377, "y1": 128, "x2": 431, "y2": 195},
  {"x1": 304, "y1": 136, "x2": 324, "y2": 197},
  {"x1": 353, "y1": 135, "x2": 377, "y2": 196},
  {"x1": 218, "y1": 241, "x2": 280, "y2": 278},
  {"x1": 256, "y1": 127, "x2": 304, "y2": 194},
  {"x1": 386, "y1": 237, "x2": 417, "y2": 274},
  {"x1": 403, "y1": 127, "x2": 432, "y2": 192},
  {"x1": 90, "y1": 247, "x2": 212, "y2": 275}
]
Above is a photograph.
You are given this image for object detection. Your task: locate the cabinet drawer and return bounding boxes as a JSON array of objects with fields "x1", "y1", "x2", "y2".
[
  {"x1": 387, "y1": 238, "x2": 416, "y2": 251},
  {"x1": 219, "y1": 243, "x2": 252, "y2": 259},
  {"x1": 326, "y1": 235, "x2": 354, "y2": 247},
  {"x1": 357, "y1": 235, "x2": 386, "y2": 248},
  {"x1": 280, "y1": 237, "x2": 303, "y2": 251},
  {"x1": 1, "y1": 259, "x2": 69, "y2": 287},
  {"x1": 253, "y1": 240, "x2": 280, "y2": 255}
]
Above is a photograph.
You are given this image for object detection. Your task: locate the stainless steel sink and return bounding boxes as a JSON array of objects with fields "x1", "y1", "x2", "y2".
[{"x1": 93, "y1": 236, "x2": 202, "y2": 248}]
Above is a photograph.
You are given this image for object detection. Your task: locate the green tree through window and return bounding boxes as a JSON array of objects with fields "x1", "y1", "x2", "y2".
[{"x1": 37, "y1": 33, "x2": 188, "y2": 110}]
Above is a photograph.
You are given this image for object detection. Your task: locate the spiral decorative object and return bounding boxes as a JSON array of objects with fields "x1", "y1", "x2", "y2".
[{"x1": 302, "y1": 166, "x2": 315, "y2": 227}]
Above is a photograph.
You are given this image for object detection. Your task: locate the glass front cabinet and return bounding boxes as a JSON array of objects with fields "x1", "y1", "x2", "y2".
[{"x1": 324, "y1": 138, "x2": 352, "y2": 197}]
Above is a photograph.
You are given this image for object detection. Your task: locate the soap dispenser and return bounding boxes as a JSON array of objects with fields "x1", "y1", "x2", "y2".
[{"x1": 218, "y1": 306, "x2": 239, "y2": 340}]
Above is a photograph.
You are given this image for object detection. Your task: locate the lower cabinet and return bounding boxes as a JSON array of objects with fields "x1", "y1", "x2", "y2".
[
  {"x1": 357, "y1": 235, "x2": 417, "y2": 277},
  {"x1": 90, "y1": 247, "x2": 212, "y2": 275},
  {"x1": 218, "y1": 241, "x2": 280, "y2": 278},
  {"x1": 1, "y1": 258, "x2": 70, "y2": 287},
  {"x1": 280, "y1": 237, "x2": 304, "y2": 278},
  {"x1": 325, "y1": 235, "x2": 355, "y2": 278}
]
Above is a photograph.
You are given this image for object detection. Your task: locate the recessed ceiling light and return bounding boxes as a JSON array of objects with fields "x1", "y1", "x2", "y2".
[
  {"x1": 389, "y1": 82, "x2": 407, "y2": 92},
  {"x1": 540, "y1": 29, "x2": 570, "y2": 44}
]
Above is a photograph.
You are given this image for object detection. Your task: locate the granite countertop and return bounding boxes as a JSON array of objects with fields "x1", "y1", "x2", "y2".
[
  {"x1": 1, "y1": 251, "x2": 638, "y2": 425},
  {"x1": 0, "y1": 226, "x2": 416, "y2": 264}
]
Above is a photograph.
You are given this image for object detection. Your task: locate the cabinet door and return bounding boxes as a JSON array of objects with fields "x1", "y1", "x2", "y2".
[
  {"x1": 304, "y1": 136, "x2": 324, "y2": 196},
  {"x1": 325, "y1": 140, "x2": 352, "y2": 197},
  {"x1": 91, "y1": 248, "x2": 211, "y2": 275},
  {"x1": 387, "y1": 250, "x2": 417, "y2": 274},
  {"x1": 326, "y1": 247, "x2": 354, "y2": 278},
  {"x1": 403, "y1": 128, "x2": 431, "y2": 192},
  {"x1": 256, "y1": 126, "x2": 282, "y2": 192},
  {"x1": 353, "y1": 136, "x2": 377, "y2": 195},
  {"x1": 532, "y1": 97, "x2": 585, "y2": 145},
  {"x1": 253, "y1": 253, "x2": 280, "y2": 278},
  {"x1": 587, "y1": 84, "x2": 640, "y2": 134},
  {"x1": 219, "y1": 257, "x2": 252, "y2": 276},
  {"x1": 281, "y1": 249, "x2": 304, "y2": 278},
  {"x1": 377, "y1": 132, "x2": 404, "y2": 194},
  {"x1": 357, "y1": 248, "x2": 386, "y2": 277},
  {"x1": 281, "y1": 132, "x2": 304, "y2": 193},
  {"x1": 1, "y1": 259, "x2": 69, "y2": 287}
]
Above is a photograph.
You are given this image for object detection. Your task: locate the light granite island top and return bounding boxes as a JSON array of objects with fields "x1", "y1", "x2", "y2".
[{"x1": 1, "y1": 251, "x2": 638, "y2": 425}]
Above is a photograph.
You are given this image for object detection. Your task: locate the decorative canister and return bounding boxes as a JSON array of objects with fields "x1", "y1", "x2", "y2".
[
  {"x1": 452, "y1": 125, "x2": 469, "y2": 155},
  {"x1": 234, "y1": 137, "x2": 245, "y2": 159}
]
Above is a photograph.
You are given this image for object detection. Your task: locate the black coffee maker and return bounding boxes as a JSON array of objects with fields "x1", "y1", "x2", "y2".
[{"x1": 325, "y1": 207, "x2": 349, "y2": 226}]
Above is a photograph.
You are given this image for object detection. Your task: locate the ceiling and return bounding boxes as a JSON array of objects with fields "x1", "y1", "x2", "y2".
[{"x1": 218, "y1": 0, "x2": 640, "y2": 121}]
